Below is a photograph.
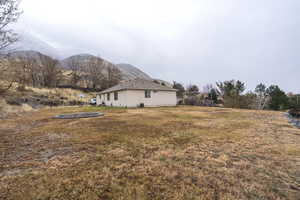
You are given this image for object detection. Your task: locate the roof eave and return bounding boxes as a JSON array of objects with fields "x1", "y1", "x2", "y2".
[{"x1": 98, "y1": 88, "x2": 177, "y2": 94}]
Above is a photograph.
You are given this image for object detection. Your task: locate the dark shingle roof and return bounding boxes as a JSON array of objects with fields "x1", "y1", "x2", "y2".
[{"x1": 99, "y1": 79, "x2": 177, "y2": 94}]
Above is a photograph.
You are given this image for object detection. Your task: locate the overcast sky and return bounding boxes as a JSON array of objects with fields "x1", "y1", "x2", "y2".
[{"x1": 17, "y1": 0, "x2": 300, "y2": 93}]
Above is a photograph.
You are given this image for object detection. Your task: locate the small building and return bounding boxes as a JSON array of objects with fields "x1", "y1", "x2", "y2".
[{"x1": 96, "y1": 79, "x2": 177, "y2": 107}]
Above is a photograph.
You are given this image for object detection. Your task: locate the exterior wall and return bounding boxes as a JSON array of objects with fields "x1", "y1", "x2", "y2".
[
  {"x1": 97, "y1": 90, "x2": 177, "y2": 107},
  {"x1": 96, "y1": 90, "x2": 128, "y2": 107},
  {"x1": 124, "y1": 90, "x2": 176, "y2": 107}
]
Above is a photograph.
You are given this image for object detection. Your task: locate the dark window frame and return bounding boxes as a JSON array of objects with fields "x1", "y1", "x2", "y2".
[
  {"x1": 145, "y1": 90, "x2": 151, "y2": 98},
  {"x1": 107, "y1": 93, "x2": 110, "y2": 101},
  {"x1": 114, "y1": 92, "x2": 118, "y2": 100}
]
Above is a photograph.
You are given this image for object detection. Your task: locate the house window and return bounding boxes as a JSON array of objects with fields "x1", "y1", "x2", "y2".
[
  {"x1": 114, "y1": 92, "x2": 118, "y2": 100},
  {"x1": 145, "y1": 90, "x2": 151, "y2": 98},
  {"x1": 107, "y1": 93, "x2": 110, "y2": 101}
]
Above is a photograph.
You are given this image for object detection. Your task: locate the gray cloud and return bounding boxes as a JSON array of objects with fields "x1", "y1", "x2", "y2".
[{"x1": 16, "y1": 0, "x2": 300, "y2": 93}]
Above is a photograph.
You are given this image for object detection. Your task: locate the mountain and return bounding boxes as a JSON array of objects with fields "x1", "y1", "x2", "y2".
[
  {"x1": 61, "y1": 54, "x2": 117, "y2": 75},
  {"x1": 61, "y1": 54, "x2": 104, "y2": 68},
  {"x1": 61, "y1": 55, "x2": 153, "y2": 81},
  {"x1": 116, "y1": 63, "x2": 152, "y2": 81},
  {"x1": 5, "y1": 50, "x2": 56, "y2": 66},
  {"x1": 6, "y1": 29, "x2": 155, "y2": 82},
  {"x1": 5, "y1": 51, "x2": 153, "y2": 82}
]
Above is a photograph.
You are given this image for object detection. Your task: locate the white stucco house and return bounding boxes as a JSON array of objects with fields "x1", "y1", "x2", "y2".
[{"x1": 96, "y1": 79, "x2": 177, "y2": 107}]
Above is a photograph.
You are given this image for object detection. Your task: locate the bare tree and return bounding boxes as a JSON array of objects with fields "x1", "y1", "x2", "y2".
[
  {"x1": 0, "y1": 0, "x2": 22, "y2": 50},
  {"x1": 42, "y1": 58, "x2": 62, "y2": 88},
  {"x1": 85, "y1": 57, "x2": 106, "y2": 89},
  {"x1": 106, "y1": 65, "x2": 121, "y2": 88},
  {"x1": 0, "y1": 0, "x2": 21, "y2": 94},
  {"x1": 68, "y1": 59, "x2": 83, "y2": 87},
  {"x1": 254, "y1": 83, "x2": 270, "y2": 110},
  {"x1": 29, "y1": 60, "x2": 44, "y2": 88},
  {"x1": 10, "y1": 59, "x2": 31, "y2": 90},
  {"x1": 0, "y1": 58, "x2": 13, "y2": 94}
]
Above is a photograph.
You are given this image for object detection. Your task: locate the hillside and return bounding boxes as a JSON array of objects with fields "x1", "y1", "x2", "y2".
[
  {"x1": 62, "y1": 55, "x2": 153, "y2": 81},
  {"x1": 5, "y1": 50, "x2": 55, "y2": 65},
  {"x1": 116, "y1": 63, "x2": 152, "y2": 81},
  {"x1": 1, "y1": 50, "x2": 154, "y2": 88},
  {"x1": 61, "y1": 54, "x2": 116, "y2": 75}
]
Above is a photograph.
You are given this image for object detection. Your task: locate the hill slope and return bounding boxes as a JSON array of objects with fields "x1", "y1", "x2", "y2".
[
  {"x1": 61, "y1": 55, "x2": 153, "y2": 81},
  {"x1": 6, "y1": 50, "x2": 55, "y2": 65},
  {"x1": 116, "y1": 63, "x2": 152, "y2": 81}
]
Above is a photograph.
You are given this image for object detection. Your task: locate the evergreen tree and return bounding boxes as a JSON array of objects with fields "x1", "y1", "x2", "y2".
[
  {"x1": 173, "y1": 81, "x2": 185, "y2": 98},
  {"x1": 216, "y1": 80, "x2": 245, "y2": 108},
  {"x1": 186, "y1": 85, "x2": 199, "y2": 96},
  {"x1": 208, "y1": 88, "x2": 218, "y2": 104},
  {"x1": 266, "y1": 85, "x2": 288, "y2": 110}
]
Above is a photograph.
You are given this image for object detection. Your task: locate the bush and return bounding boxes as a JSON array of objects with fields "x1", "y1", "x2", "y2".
[
  {"x1": 67, "y1": 100, "x2": 85, "y2": 106},
  {"x1": 40, "y1": 99, "x2": 64, "y2": 106},
  {"x1": 184, "y1": 96, "x2": 215, "y2": 106}
]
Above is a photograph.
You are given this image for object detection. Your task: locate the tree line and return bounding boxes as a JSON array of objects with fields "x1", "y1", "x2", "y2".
[
  {"x1": 65, "y1": 56, "x2": 121, "y2": 91},
  {"x1": 173, "y1": 80, "x2": 300, "y2": 113},
  {"x1": 0, "y1": 52, "x2": 122, "y2": 94}
]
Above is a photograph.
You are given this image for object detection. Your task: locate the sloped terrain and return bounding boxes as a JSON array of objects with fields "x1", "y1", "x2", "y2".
[
  {"x1": 61, "y1": 56, "x2": 152, "y2": 81},
  {"x1": 5, "y1": 50, "x2": 56, "y2": 65},
  {"x1": 116, "y1": 63, "x2": 152, "y2": 81},
  {"x1": 1, "y1": 106, "x2": 300, "y2": 199},
  {"x1": 60, "y1": 54, "x2": 113, "y2": 72},
  {"x1": 2, "y1": 51, "x2": 154, "y2": 84}
]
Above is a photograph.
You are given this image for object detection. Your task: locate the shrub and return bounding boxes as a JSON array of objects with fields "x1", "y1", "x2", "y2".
[{"x1": 67, "y1": 100, "x2": 85, "y2": 106}]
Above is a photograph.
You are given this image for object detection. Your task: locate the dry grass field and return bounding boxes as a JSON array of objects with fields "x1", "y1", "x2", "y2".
[{"x1": 1, "y1": 106, "x2": 300, "y2": 200}]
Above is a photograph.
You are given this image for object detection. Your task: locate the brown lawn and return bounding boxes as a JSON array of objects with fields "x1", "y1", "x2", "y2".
[{"x1": 0, "y1": 106, "x2": 300, "y2": 200}]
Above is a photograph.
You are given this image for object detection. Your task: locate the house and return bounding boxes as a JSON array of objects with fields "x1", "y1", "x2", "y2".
[{"x1": 96, "y1": 79, "x2": 177, "y2": 107}]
